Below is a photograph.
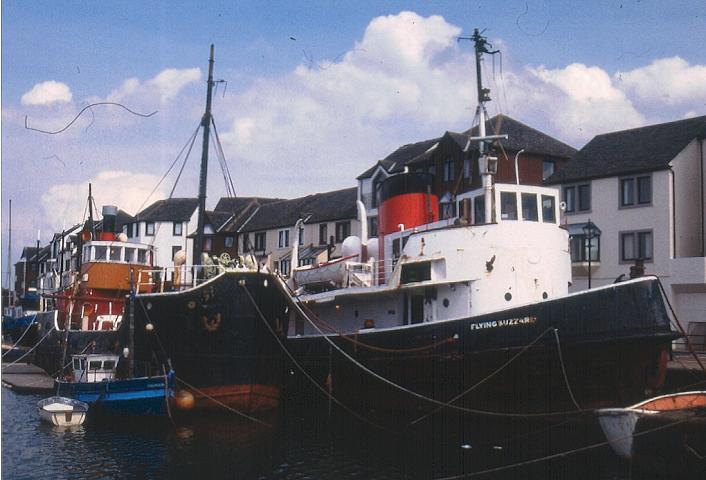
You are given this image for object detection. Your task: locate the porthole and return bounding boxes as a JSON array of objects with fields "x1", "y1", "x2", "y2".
[
  {"x1": 542, "y1": 292, "x2": 548, "y2": 300},
  {"x1": 504, "y1": 292, "x2": 512, "y2": 302},
  {"x1": 443, "y1": 298, "x2": 450, "y2": 308}
]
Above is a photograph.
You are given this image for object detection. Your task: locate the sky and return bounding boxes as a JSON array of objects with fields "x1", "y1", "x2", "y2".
[{"x1": 2, "y1": 0, "x2": 705, "y2": 285}]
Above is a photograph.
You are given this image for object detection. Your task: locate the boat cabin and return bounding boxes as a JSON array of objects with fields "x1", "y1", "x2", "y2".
[{"x1": 71, "y1": 354, "x2": 119, "y2": 383}]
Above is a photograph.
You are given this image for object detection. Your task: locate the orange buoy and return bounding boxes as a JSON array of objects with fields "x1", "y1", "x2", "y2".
[{"x1": 175, "y1": 390, "x2": 195, "y2": 410}]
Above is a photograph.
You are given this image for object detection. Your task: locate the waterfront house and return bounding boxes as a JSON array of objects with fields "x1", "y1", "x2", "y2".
[
  {"x1": 547, "y1": 115, "x2": 706, "y2": 347},
  {"x1": 357, "y1": 114, "x2": 576, "y2": 234},
  {"x1": 238, "y1": 188, "x2": 359, "y2": 275},
  {"x1": 127, "y1": 198, "x2": 199, "y2": 269}
]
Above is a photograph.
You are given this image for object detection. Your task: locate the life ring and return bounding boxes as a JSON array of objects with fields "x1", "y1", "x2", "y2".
[{"x1": 202, "y1": 313, "x2": 222, "y2": 332}]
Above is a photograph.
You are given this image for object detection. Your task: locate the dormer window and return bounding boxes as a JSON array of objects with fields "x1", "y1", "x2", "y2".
[
  {"x1": 173, "y1": 222, "x2": 183, "y2": 236},
  {"x1": 443, "y1": 157, "x2": 454, "y2": 182},
  {"x1": 145, "y1": 222, "x2": 155, "y2": 236}
]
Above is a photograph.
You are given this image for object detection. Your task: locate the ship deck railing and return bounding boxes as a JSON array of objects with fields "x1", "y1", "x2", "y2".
[{"x1": 136, "y1": 264, "x2": 228, "y2": 293}]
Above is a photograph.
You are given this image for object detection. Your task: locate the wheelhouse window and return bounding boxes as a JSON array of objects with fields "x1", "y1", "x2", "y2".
[
  {"x1": 109, "y1": 246, "x2": 121, "y2": 261},
  {"x1": 137, "y1": 249, "x2": 147, "y2": 264},
  {"x1": 145, "y1": 222, "x2": 155, "y2": 236},
  {"x1": 173, "y1": 222, "x2": 183, "y2": 236},
  {"x1": 621, "y1": 231, "x2": 653, "y2": 262},
  {"x1": 441, "y1": 201, "x2": 456, "y2": 220},
  {"x1": 542, "y1": 160, "x2": 555, "y2": 180},
  {"x1": 521, "y1": 193, "x2": 538, "y2": 221},
  {"x1": 541, "y1": 195, "x2": 556, "y2": 223},
  {"x1": 620, "y1": 175, "x2": 651, "y2": 207},
  {"x1": 473, "y1": 196, "x2": 485, "y2": 224},
  {"x1": 563, "y1": 183, "x2": 591, "y2": 213},
  {"x1": 319, "y1": 224, "x2": 328, "y2": 245},
  {"x1": 278, "y1": 229, "x2": 289, "y2": 248},
  {"x1": 254, "y1": 232, "x2": 266, "y2": 251},
  {"x1": 94, "y1": 246, "x2": 107, "y2": 261},
  {"x1": 500, "y1": 192, "x2": 518, "y2": 220},
  {"x1": 335, "y1": 221, "x2": 350, "y2": 242},
  {"x1": 124, "y1": 247, "x2": 136, "y2": 263}
]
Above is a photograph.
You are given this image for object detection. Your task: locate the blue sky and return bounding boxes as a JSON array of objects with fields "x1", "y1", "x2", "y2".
[{"x1": 2, "y1": 0, "x2": 705, "y2": 282}]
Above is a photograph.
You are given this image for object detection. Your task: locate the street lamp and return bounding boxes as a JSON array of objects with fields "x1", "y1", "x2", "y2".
[{"x1": 582, "y1": 219, "x2": 600, "y2": 289}]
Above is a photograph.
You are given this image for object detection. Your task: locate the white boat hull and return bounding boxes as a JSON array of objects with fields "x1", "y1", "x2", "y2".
[{"x1": 37, "y1": 396, "x2": 88, "y2": 426}]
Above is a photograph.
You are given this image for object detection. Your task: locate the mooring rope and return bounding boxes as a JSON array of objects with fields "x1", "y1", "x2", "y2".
[
  {"x1": 1, "y1": 325, "x2": 56, "y2": 369},
  {"x1": 275, "y1": 276, "x2": 592, "y2": 419},
  {"x1": 1, "y1": 314, "x2": 37, "y2": 357},
  {"x1": 241, "y1": 284, "x2": 395, "y2": 433},
  {"x1": 410, "y1": 327, "x2": 557, "y2": 425},
  {"x1": 174, "y1": 375, "x2": 272, "y2": 428},
  {"x1": 553, "y1": 328, "x2": 582, "y2": 410}
]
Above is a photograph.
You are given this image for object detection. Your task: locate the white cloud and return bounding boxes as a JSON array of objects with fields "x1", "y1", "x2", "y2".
[
  {"x1": 107, "y1": 67, "x2": 201, "y2": 104},
  {"x1": 21, "y1": 80, "x2": 72, "y2": 105},
  {"x1": 521, "y1": 63, "x2": 645, "y2": 141},
  {"x1": 617, "y1": 57, "x2": 706, "y2": 105},
  {"x1": 40, "y1": 171, "x2": 167, "y2": 231}
]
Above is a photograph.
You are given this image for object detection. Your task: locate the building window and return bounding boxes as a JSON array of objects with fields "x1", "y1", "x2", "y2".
[
  {"x1": 279, "y1": 259, "x2": 291, "y2": 276},
  {"x1": 463, "y1": 158, "x2": 472, "y2": 180},
  {"x1": 145, "y1": 222, "x2": 155, "y2": 236},
  {"x1": 621, "y1": 230, "x2": 653, "y2": 262},
  {"x1": 335, "y1": 221, "x2": 350, "y2": 242},
  {"x1": 428, "y1": 164, "x2": 436, "y2": 177},
  {"x1": 542, "y1": 160, "x2": 555, "y2": 180},
  {"x1": 368, "y1": 217, "x2": 378, "y2": 238},
  {"x1": 172, "y1": 246, "x2": 182, "y2": 259},
  {"x1": 254, "y1": 232, "x2": 266, "y2": 251},
  {"x1": 242, "y1": 234, "x2": 250, "y2": 251},
  {"x1": 319, "y1": 224, "x2": 328, "y2": 245},
  {"x1": 203, "y1": 238, "x2": 212, "y2": 252},
  {"x1": 224, "y1": 236, "x2": 234, "y2": 248},
  {"x1": 563, "y1": 183, "x2": 591, "y2": 213},
  {"x1": 173, "y1": 222, "x2": 183, "y2": 236},
  {"x1": 278, "y1": 229, "x2": 290, "y2": 248},
  {"x1": 443, "y1": 157, "x2": 454, "y2": 182},
  {"x1": 569, "y1": 235, "x2": 600, "y2": 262},
  {"x1": 500, "y1": 192, "x2": 518, "y2": 220},
  {"x1": 620, "y1": 175, "x2": 651, "y2": 207},
  {"x1": 298, "y1": 227, "x2": 304, "y2": 246},
  {"x1": 521, "y1": 193, "x2": 538, "y2": 221},
  {"x1": 372, "y1": 173, "x2": 385, "y2": 209}
]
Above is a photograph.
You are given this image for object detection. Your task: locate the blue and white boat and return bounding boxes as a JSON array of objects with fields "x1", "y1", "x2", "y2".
[{"x1": 56, "y1": 353, "x2": 175, "y2": 417}]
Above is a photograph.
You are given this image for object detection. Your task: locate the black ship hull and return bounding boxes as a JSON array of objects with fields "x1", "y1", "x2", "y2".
[
  {"x1": 286, "y1": 278, "x2": 678, "y2": 422},
  {"x1": 132, "y1": 271, "x2": 290, "y2": 414}
]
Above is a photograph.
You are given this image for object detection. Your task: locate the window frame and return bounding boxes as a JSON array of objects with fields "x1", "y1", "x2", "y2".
[
  {"x1": 254, "y1": 232, "x2": 266, "y2": 251},
  {"x1": 569, "y1": 234, "x2": 600, "y2": 263},
  {"x1": 620, "y1": 229, "x2": 654, "y2": 263},
  {"x1": 145, "y1": 221, "x2": 155, "y2": 236},
  {"x1": 619, "y1": 174, "x2": 652, "y2": 208},
  {"x1": 442, "y1": 157, "x2": 454, "y2": 183},
  {"x1": 173, "y1": 222, "x2": 183, "y2": 236},
  {"x1": 278, "y1": 229, "x2": 290, "y2": 249},
  {"x1": 562, "y1": 182, "x2": 591, "y2": 214},
  {"x1": 335, "y1": 221, "x2": 350, "y2": 243},
  {"x1": 542, "y1": 160, "x2": 555, "y2": 181},
  {"x1": 224, "y1": 235, "x2": 234, "y2": 248},
  {"x1": 319, "y1": 224, "x2": 328, "y2": 245}
]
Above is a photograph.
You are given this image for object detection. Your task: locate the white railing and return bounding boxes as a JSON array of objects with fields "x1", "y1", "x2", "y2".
[{"x1": 136, "y1": 264, "x2": 227, "y2": 293}]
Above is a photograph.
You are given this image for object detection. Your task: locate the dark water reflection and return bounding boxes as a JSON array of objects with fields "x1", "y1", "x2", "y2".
[{"x1": 2, "y1": 388, "x2": 664, "y2": 479}]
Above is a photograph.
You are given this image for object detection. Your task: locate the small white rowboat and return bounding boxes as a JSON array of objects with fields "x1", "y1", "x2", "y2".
[{"x1": 37, "y1": 396, "x2": 89, "y2": 426}]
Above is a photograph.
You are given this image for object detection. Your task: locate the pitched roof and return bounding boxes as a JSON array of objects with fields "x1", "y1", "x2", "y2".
[
  {"x1": 136, "y1": 198, "x2": 199, "y2": 222},
  {"x1": 357, "y1": 114, "x2": 576, "y2": 178},
  {"x1": 240, "y1": 187, "x2": 358, "y2": 232},
  {"x1": 546, "y1": 115, "x2": 706, "y2": 184}
]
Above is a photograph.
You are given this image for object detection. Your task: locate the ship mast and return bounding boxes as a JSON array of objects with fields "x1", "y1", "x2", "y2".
[
  {"x1": 6, "y1": 199, "x2": 13, "y2": 305},
  {"x1": 193, "y1": 44, "x2": 216, "y2": 265},
  {"x1": 460, "y1": 29, "x2": 505, "y2": 223}
]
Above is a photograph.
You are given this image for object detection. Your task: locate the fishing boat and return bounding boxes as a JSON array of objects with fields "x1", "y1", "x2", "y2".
[
  {"x1": 55, "y1": 353, "x2": 175, "y2": 417},
  {"x1": 37, "y1": 396, "x2": 88, "y2": 426},
  {"x1": 129, "y1": 45, "x2": 290, "y2": 415},
  {"x1": 279, "y1": 30, "x2": 678, "y2": 419},
  {"x1": 597, "y1": 391, "x2": 706, "y2": 473}
]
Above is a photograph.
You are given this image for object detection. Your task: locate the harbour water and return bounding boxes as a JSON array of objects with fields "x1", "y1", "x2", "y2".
[{"x1": 1, "y1": 386, "x2": 655, "y2": 480}]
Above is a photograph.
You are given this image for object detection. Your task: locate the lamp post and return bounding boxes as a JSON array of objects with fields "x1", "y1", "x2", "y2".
[{"x1": 582, "y1": 219, "x2": 600, "y2": 289}]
